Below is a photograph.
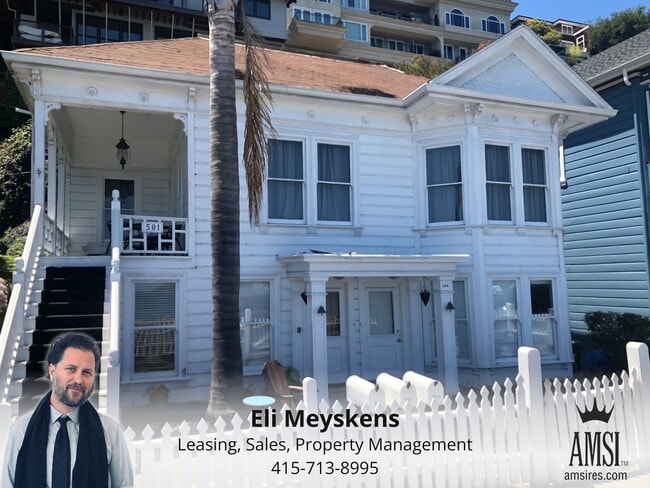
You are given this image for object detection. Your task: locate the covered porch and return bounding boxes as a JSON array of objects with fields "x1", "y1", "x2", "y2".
[
  {"x1": 278, "y1": 252, "x2": 470, "y2": 401},
  {"x1": 35, "y1": 104, "x2": 190, "y2": 258}
]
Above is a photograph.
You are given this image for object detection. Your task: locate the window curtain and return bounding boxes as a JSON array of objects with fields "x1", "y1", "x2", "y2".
[
  {"x1": 318, "y1": 144, "x2": 351, "y2": 221},
  {"x1": 268, "y1": 140, "x2": 303, "y2": 220},
  {"x1": 522, "y1": 148, "x2": 547, "y2": 222},
  {"x1": 485, "y1": 145, "x2": 511, "y2": 221},
  {"x1": 426, "y1": 146, "x2": 462, "y2": 223}
]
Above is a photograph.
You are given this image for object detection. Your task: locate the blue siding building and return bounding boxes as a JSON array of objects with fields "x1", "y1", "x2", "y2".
[{"x1": 563, "y1": 30, "x2": 650, "y2": 339}]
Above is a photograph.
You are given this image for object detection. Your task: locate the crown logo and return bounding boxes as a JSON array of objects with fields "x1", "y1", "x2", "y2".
[{"x1": 577, "y1": 404, "x2": 613, "y2": 424}]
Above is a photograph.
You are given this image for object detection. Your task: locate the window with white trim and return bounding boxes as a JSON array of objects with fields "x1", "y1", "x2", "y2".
[
  {"x1": 426, "y1": 145, "x2": 463, "y2": 223},
  {"x1": 133, "y1": 281, "x2": 178, "y2": 374},
  {"x1": 530, "y1": 281, "x2": 556, "y2": 356},
  {"x1": 576, "y1": 35, "x2": 585, "y2": 48},
  {"x1": 492, "y1": 280, "x2": 519, "y2": 359},
  {"x1": 342, "y1": 20, "x2": 367, "y2": 41},
  {"x1": 240, "y1": 282, "x2": 271, "y2": 369},
  {"x1": 561, "y1": 24, "x2": 573, "y2": 35},
  {"x1": 485, "y1": 145, "x2": 512, "y2": 221},
  {"x1": 268, "y1": 139, "x2": 304, "y2": 221},
  {"x1": 522, "y1": 148, "x2": 547, "y2": 223},
  {"x1": 445, "y1": 9, "x2": 469, "y2": 28},
  {"x1": 317, "y1": 143, "x2": 351, "y2": 222},
  {"x1": 482, "y1": 15, "x2": 505, "y2": 34},
  {"x1": 444, "y1": 45, "x2": 453, "y2": 59}
]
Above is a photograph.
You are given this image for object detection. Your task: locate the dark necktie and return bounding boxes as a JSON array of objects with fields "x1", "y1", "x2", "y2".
[{"x1": 52, "y1": 416, "x2": 71, "y2": 488}]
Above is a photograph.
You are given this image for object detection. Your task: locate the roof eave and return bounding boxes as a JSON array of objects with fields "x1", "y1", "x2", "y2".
[{"x1": 584, "y1": 52, "x2": 650, "y2": 88}]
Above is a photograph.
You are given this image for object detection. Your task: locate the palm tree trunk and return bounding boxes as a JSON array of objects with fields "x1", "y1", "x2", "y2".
[{"x1": 206, "y1": 0, "x2": 244, "y2": 418}]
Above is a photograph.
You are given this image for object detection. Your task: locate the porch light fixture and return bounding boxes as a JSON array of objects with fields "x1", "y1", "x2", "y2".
[
  {"x1": 317, "y1": 305, "x2": 326, "y2": 315},
  {"x1": 419, "y1": 278, "x2": 431, "y2": 306},
  {"x1": 446, "y1": 301, "x2": 455, "y2": 311},
  {"x1": 115, "y1": 110, "x2": 130, "y2": 169}
]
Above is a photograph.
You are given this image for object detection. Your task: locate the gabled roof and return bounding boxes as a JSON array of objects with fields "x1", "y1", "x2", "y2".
[
  {"x1": 7, "y1": 37, "x2": 427, "y2": 100},
  {"x1": 573, "y1": 29, "x2": 650, "y2": 85}
]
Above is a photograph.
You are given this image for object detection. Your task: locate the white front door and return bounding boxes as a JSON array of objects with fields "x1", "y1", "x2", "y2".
[
  {"x1": 360, "y1": 285, "x2": 403, "y2": 378},
  {"x1": 326, "y1": 287, "x2": 350, "y2": 383}
]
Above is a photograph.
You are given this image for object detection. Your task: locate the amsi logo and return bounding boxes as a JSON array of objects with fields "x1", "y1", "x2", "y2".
[{"x1": 569, "y1": 403, "x2": 620, "y2": 467}]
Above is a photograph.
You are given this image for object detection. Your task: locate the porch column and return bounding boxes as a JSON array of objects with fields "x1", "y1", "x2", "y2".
[
  {"x1": 46, "y1": 125, "x2": 57, "y2": 220},
  {"x1": 433, "y1": 277, "x2": 459, "y2": 393},
  {"x1": 32, "y1": 100, "x2": 46, "y2": 208},
  {"x1": 306, "y1": 277, "x2": 329, "y2": 401}
]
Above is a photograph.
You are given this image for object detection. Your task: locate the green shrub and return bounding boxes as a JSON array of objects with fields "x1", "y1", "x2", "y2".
[
  {"x1": 584, "y1": 311, "x2": 650, "y2": 370},
  {"x1": 0, "y1": 220, "x2": 29, "y2": 256}
]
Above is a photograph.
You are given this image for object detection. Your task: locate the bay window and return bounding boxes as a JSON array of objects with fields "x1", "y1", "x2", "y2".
[
  {"x1": 485, "y1": 145, "x2": 512, "y2": 221},
  {"x1": 530, "y1": 281, "x2": 556, "y2": 356},
  {"x1": 493, "y1": 280, "x2": 519, "y2": 359},
  {"x1": 522, "y1": 148, "x2": 547, "y2": 223},
  {"x1": 426, "y1": 145, "x2": 463, "y2": 223}
]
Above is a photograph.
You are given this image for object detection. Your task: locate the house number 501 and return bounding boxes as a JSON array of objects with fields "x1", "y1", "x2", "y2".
[{"x1": 144, "y1": 222, "x2": 163, "y2": 233}]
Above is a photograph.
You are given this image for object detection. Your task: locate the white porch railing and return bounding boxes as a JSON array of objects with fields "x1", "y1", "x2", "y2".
[
  {"x1": 121, "y1": 215, "x2": 187, "y2": 255},
  {"x1": 43, "y1": 214, "x2": 69, "y2": 256},
  {"x1": 0, "y1": 205, "x2": 43, "y2": 405}
]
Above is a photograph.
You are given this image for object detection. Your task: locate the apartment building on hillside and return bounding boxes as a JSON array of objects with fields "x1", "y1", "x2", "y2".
[
  {"x1": 511, "y1": 15, "x2": 590, "y2": 53},
  {"x1": 6, "y1": 0, "x2": 516, "y2": 64}
]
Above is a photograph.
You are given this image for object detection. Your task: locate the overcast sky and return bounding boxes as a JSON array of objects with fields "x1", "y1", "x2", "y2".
[{"x1": 511, "y1": 0, "x2": 648, "y2": 24}]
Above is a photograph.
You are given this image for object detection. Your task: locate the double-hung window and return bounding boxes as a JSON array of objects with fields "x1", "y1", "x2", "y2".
[
  {"x1": 240, "y1": 282, "x2": 271, "y2": 369},
  {"x1": 493, "y1": 280, "x2": 519, "y2": 359},
  {"x1": 522, "y1": 148, "x2": 547, "y2": 223},
  {"x1": 485, "y1": 145, "x2": 512, "y2": 221},
  {"x1": 133, "y1": 281, "x2": 178, "y2": 375},
  {"x1": 268, "y1": 139, "x2": 304, "y2": 220},
  {"x1": 426, "y1": 145, "x2": 463, "y2": 223},
  {"x1": 530, "y1": 281, "x2": 556, "y2": 356},
  {"x1": 317, "y1": 143, "x2": 351, "y2": 222}
]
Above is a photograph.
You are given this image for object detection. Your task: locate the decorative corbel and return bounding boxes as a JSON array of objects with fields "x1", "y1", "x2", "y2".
[
  {"x1": 463, "y1": 102, "x2": 483, "y2": 124},
  {"x1": 188, "y1": 86, "x2": 197, "y2": 110},
  {"x1": 551, "y1": 114, "x2": 568, "y2": 138},
  {"x1": 31, "y1": 69, "x2": 41, "y2": 96},
  {"x1": 409, "y1": 113, "x2": 418, "y2": 132},
  {"x1": 45, "y1": 102, "x2": 62, "y2": 123}
]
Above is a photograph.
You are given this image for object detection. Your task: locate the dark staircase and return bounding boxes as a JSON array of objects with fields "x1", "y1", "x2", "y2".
[{"x1": 20, "y1": 266, "x2": 106, "y2": 414}]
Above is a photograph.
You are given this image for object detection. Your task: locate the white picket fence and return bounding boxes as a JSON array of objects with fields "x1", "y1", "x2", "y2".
[{"x1": 1, "y1": 343, "x2": 648, "y2": 487}]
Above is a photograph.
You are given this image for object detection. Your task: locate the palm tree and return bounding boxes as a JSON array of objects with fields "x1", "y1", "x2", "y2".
[{"x1": 204, "y1": 1, "x2": 274, "y2": 417}]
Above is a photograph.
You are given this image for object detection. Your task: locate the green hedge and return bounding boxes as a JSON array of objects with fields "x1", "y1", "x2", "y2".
[{"x1": 584, "y1": 311, "x2": 650, "y2": 370}]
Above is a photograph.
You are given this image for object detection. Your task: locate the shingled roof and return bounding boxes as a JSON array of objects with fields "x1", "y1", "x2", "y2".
[
  {"x1": 13, "y1": 37, "x2": 428, "y2": 100},
  {"x1": 573, "y1": 29, "x2": 650, "y2": 82}
]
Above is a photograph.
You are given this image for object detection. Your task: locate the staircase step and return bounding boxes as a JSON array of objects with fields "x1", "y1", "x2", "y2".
[
  {"x1": 32, "y1": 327, "x2": 104, "y2": 343},
  {"x1": 36, "y1": 314, "x2": 104, "y2": 330},
  {"x1": 41, "y1": 289, "x2": 106, "y2": 303},
  {"x1": 45, "y1": 267, "x2": 106, "y2": 280},
  {"x1": 38, "y1": 301, "x2": 105, "y2": 316},
  {"x1": 43, "y1": 277, "x2": 105, "y2": 291}
]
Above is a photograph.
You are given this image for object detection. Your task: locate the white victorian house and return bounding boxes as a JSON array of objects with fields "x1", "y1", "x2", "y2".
[{"x1": 0, "y1": 26, "x2": 614, "y2": 416}]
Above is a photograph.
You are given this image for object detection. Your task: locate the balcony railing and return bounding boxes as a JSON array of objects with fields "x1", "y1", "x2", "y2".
[
  {"x1": 368, "y1": 9, "x2": 435, "y2": 26},
  {"x1": 121, "y1": 215, "x2": 188, "y2": 255}
]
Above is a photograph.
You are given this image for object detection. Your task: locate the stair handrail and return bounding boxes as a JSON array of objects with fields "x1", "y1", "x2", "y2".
[
  {"x1": 0, "y1": 205, "x2": 44, "y2": 404},
  {"x1": 105, "y1": 190, "x2": 122, "y2": 421}
]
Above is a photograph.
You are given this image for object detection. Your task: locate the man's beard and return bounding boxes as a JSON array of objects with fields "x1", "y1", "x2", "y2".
[{"x1": 52, "y1": 376, "x2": 92, "y2": 408}]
